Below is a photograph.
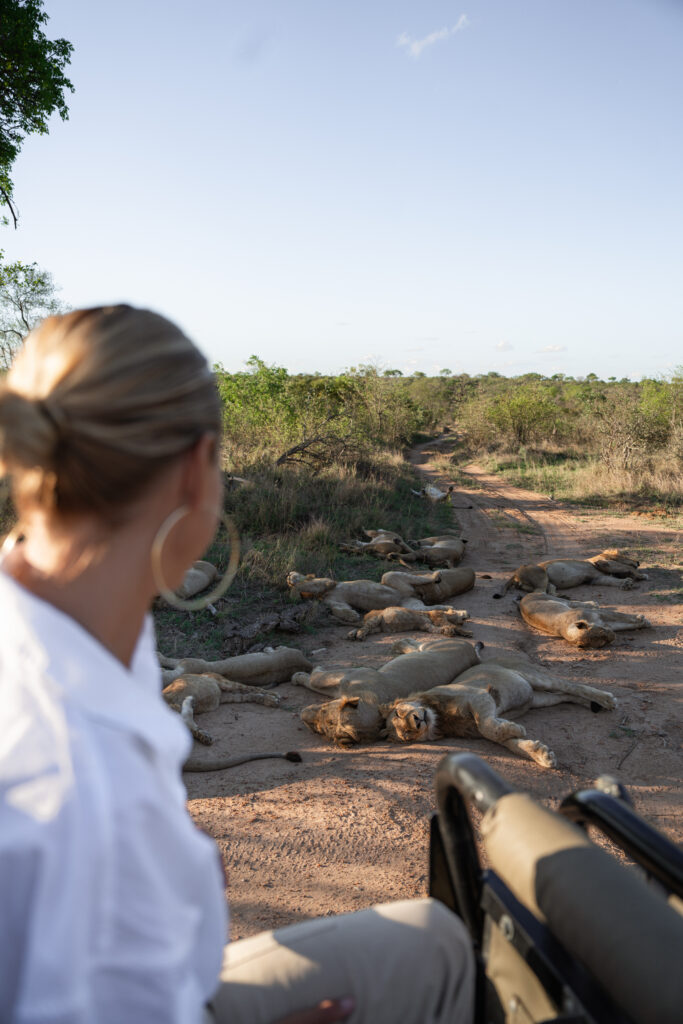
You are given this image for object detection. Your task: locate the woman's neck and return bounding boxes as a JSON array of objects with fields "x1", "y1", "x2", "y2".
[{"x1": 4, "y1": 512, "x2": 157, "y2": 668}]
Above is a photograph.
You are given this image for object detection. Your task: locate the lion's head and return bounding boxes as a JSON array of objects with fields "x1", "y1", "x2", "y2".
[
  {"x1": 286, "y1": 571, "x2": 337, "y2": 598},
  {"x1": 383, "y1": 700, "x2": 438, "y2": 743},
  {"x1": 566, "y1": 620, "x2": 616, "y2": 649},
  {"x1": 301, "y1": 695, "x2": 386, "y2": 746},
  {"x1": 495, "y1": 565, "x2": 550, "y2": 598},
  {"x1": 599, "y1": 548, "x2": 639, "y2": 568}
]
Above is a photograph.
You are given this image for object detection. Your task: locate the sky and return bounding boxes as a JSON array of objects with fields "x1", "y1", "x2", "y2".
[{"x1": 3, "y1": 0, "x2": 682, "y2": 379}]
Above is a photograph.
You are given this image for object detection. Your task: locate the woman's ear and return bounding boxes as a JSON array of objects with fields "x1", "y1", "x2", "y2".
[{"x1": 181, "y1": 433, "x2": 220, "y2": 512}]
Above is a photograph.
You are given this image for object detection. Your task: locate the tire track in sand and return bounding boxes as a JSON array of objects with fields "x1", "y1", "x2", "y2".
[{"x1": 408, "y1": 438, "x2": 591, "y2": 566}]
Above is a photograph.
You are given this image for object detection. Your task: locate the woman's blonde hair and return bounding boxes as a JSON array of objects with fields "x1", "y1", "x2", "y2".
[{"x1": 0, "y1": 306, "x2": 222, "y2": 520}]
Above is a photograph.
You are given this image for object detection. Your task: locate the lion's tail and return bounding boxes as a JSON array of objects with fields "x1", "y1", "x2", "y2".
[
  {"x1": 184, "y1": 751, "x2": 302, "y2": 773},
  {"x1": 493, "y1": 575, "x2": 517, "y2": 599}
]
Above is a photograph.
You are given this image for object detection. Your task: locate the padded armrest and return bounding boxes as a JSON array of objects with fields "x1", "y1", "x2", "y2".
[{"x1": 482, "y1": 793, "x2": 683, "y2": 1024}]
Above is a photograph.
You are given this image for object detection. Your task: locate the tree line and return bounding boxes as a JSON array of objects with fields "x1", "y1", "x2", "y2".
[{"x1": 217, "y1": 359, "x2": 682, "y2": 474}]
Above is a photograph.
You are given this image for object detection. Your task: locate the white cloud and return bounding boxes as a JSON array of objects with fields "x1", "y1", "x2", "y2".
[
  {"x1": 397, "y1": 15, "x2": 469, "y2": 59},
  {"x1": 495, "y1": 340, "x2": 513, "y2": 351},
  {"x1": 538, "y1": 345, "x2": 567, "y2": 353}
]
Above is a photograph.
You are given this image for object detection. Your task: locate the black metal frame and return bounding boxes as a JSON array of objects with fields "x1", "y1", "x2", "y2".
[
  {"x1": 428, "y1": 753, "x2": 682, "y2": 1024},
  {"x1": 558, "y1": 789, "x2": 683, "y2": 898}
]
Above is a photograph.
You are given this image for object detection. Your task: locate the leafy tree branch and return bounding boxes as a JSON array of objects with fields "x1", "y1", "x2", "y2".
[{"x1": 0, "y1": 0, "x2": 74, "y2": 224}]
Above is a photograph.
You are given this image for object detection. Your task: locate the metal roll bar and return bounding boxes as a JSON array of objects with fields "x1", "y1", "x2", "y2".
[
  {"x1": 559, "y1": 788, "x2": 683, "y2": 899},
  {"x1": 432, "y1": 752, "x2": 513, "y2": 942}
]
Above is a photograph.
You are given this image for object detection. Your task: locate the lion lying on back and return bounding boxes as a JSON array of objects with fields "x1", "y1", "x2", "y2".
[
  {"x1": 382, "y1": 654, "x2": 616, "y2": 767},
  {"x1": 339, "y1": 529, "x2": 414, "y2": 558},
  {"x1": 340, "y1": 529, "x2": 467, "y2": 568},
  {"x1": 497, "y1": 549, "x2": 647, "y2": 597},
  {"x1": 348, "y1": 606, "x2": 471, "y2": 641},
  {"x1": 389, "y1": 534, "x2": 467, "y2": 568}
]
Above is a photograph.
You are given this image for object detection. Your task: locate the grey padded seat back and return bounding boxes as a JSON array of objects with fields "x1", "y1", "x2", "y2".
[{"x1": 482, "y1": 793, "x2": 683, "y2": 1024}]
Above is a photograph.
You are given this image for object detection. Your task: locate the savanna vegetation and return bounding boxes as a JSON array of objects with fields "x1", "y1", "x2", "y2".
[
  {"x1": 451, "y1": 370, "x2": 682, "y2": 512},
  {"x1": 180, "y1": 358, "x2": 682, "y2": 655},
  {"x1": 216, "y1": 359, "x2": 682, "y2": 520}
]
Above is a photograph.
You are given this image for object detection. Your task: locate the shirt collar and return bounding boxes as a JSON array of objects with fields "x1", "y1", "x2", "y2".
[{"x1": 0, "y1": 569, "x2": 191, "y2": 763}]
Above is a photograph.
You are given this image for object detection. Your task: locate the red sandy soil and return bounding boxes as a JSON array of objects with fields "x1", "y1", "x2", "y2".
[{"x1": 184, "y1": 443, "x2": 682, "y2": 940}]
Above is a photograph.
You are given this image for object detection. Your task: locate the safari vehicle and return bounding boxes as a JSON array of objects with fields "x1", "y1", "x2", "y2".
[{"x1": 429, "y1": 753, "x2": 683, "y2": 1024}]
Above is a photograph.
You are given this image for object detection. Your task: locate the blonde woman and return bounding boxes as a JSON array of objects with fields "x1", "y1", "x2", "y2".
[{"x1": 0, "y1": 307, "x2": 473, "y2": 1024}]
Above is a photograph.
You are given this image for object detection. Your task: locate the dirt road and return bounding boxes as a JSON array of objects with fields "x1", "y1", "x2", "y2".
[{"x1": 186, "y1": 441, "x2": 682, "y2": 940}]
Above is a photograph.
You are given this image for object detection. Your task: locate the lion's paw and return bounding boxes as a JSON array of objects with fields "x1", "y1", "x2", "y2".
[
  {"x1": 621, "y1": 578, "x2": 635, "y2": 590},
  {"x1": 597, "y1": 692, "x2": 617, "y2": 710},
  {"x1": 533, "y1": 744, "x2": 557, "y2": 768}
]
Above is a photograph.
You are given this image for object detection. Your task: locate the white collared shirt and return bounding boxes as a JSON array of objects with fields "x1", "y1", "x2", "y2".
[{"x1": 0, "y1": 570, "x2": 228, "y2": 1023}]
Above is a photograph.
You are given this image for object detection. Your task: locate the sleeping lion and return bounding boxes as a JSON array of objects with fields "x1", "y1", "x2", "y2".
[
  {"x1": 519, "y1": 592, "x2": 651, "y2": 648},
  {"x1": 348, "y1": 605, "x2": 471, "y2": 641},
  {"x1": 287, "y1": 567, "x2": 475, "y2": 623},
  {"x1": 162, "y1": 673, "x2": 281, "y2": 745},
  {"x1": 382, "y1": 654, "x2": 616, "y2": 767},
  {"x1": 297, "y1": 636, "x2": 481, "y2": 746},
  {"x1": 497, "y1": 549, "x2": 648, "y2": 597}
]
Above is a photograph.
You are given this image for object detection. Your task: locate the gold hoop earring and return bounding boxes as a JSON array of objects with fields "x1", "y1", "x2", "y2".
[
  {"x1": 150, "y1": 506, "x2": 241, "y2": 611},
  {"x1": 1, "y1": 523, "x2": 24, "y2": 556}
]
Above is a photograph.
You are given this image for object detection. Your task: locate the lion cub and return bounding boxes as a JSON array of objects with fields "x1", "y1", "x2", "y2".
[
  {"x1": 382, "y1": 655, "x2": 616, "y2": 768},
  {"x1": 162, "y1": 673, "x2": 280, "y2": 745}
]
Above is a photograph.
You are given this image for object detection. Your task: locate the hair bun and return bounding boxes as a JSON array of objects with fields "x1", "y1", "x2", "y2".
[
  {"x1": 2, "y1": 305, "x2": 222, "y2": 518},
  {"x1": 38, "y1": 398, "x2": 68, "y2": 438},
  {"x1": 0, "y1": 388, "x2": 60, "y2": 472}
]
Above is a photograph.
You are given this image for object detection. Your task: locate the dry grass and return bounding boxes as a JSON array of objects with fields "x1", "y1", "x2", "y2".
[
  {"x1": 479, "y1": 449, "x2": 682, "y2": 515},
  {"x1": 222, "y1": 451, "x2": 455, "y2": 578}
]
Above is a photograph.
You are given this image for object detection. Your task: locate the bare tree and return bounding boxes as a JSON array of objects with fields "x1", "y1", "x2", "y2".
[{"x1": 0, "y1": 261, "x2": 65, "y2": 369}]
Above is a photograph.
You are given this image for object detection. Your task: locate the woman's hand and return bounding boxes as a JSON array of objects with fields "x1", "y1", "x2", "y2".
[{"x1": 273, "y1": 996, "x2": 355, "y2": 1024}]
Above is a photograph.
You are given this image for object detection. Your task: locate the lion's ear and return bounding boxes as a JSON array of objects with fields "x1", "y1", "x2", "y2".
[{"x1": 341, "y1": 696, "x2": 360, "y2": 707}]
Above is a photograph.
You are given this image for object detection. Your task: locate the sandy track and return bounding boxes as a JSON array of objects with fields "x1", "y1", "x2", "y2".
[{"x1": 186, "y1": 442, "x2": 682, "y2": 939}]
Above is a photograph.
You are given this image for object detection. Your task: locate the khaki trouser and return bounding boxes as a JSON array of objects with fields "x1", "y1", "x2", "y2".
[{"x1": 207, "y1": 897, "x2": 474, "y2": 1024}]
